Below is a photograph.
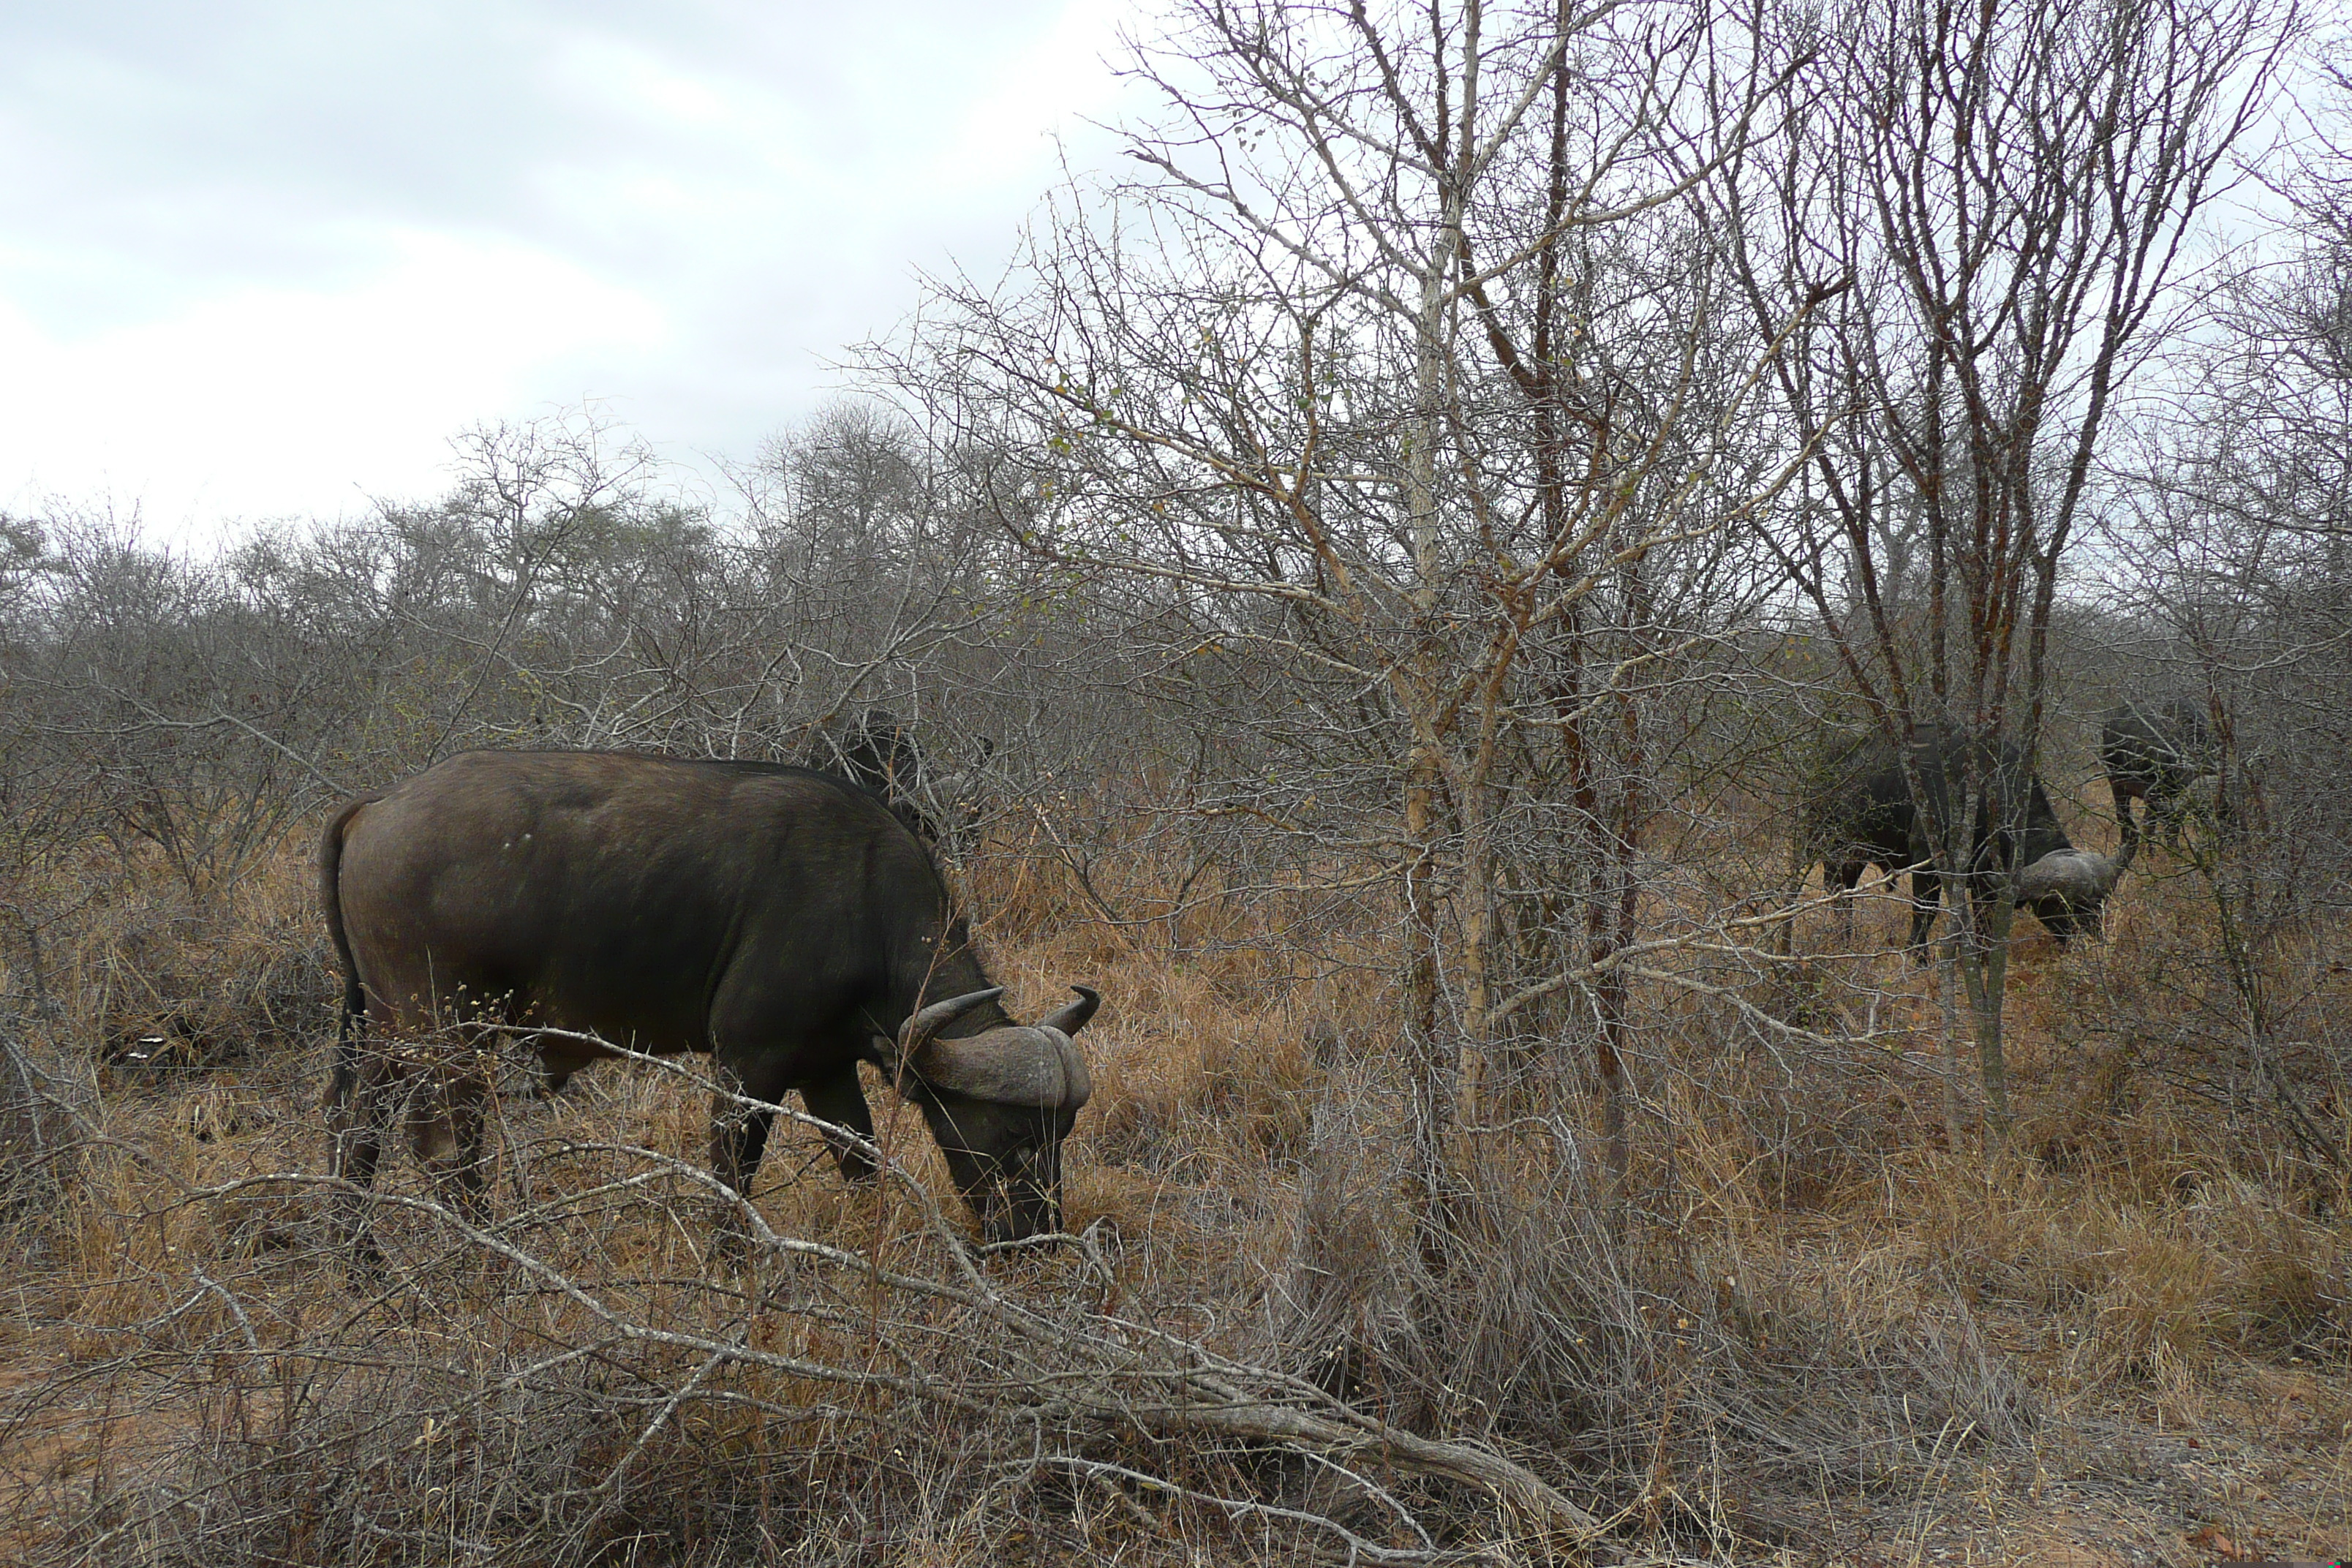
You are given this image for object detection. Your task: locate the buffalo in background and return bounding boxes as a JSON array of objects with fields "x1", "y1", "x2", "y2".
[
  {"x1": 805, "y1": 710, "x2": 1000, "y2": 852},
  {"x1": 921, "y1": 736, "x2": 1001, "y2": 856},
  {"x1": 807, "y1": 709, "x2": 938, "y2": 841},
  {"x1": 319, "y1": 749, "x2": 1101, "y2": 1264},
  {"x1": 1792, "y1": 725, "x2": 2128, "y2": 951},
  {"x1": 2101, "y1": 695, "x2": 2217, "y2": 853}
]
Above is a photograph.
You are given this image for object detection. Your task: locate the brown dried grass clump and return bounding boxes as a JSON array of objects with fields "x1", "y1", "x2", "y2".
[{"x1": 10, "y1": 843, "x2": 334, "y2": 1078}]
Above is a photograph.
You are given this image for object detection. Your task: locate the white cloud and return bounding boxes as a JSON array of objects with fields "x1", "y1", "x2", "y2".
[
  {"x1": 0, "y1": 233, "x2": 665, "y2": 528},
  {"x1": 0, "y1": 0, "x2": 1137, "y2": 538},
  {"x1": 946, "y1": 0, "x2": 1129, "y2": 188}
]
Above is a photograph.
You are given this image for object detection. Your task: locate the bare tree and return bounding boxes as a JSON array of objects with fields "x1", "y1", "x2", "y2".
[
  {"x1": 1716, "y1": 0, "x2": 2299, "y2": 1146},
  {"x1": 871, "y1": 0, "x2": 1814, "y2": 1235},
  {"x1": 2096, "y1": 71, "x2": 2352, "y2": 1156}
]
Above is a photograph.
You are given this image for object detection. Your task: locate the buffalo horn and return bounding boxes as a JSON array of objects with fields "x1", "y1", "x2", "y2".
[
  {"x1": 916, "y1": 1027, "x2": 1083, "y2": 1108},
  {"x1": 1049, "y1": 1028, "x2": 1093, "y2": 1109},
  {"x1": 898, "y1": 987, "x2": 1006, "y2": 1059},
  {"x1": 1036, "y1": 984, "x2": 1101, "y2": 1037}
]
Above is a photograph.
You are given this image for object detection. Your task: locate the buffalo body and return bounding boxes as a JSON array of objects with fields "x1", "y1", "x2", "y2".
[
  {"x1": 320, "y1": 749, "x2": 1098, "y2": 1261},
  {"x1": 2100, "y1": 696, "x2": 2215, "y2": 851},
  {"x1": 806, "y1": 709, "x2": 940, "y2": 843},
  {"x1": 1795, "y1": 726, "x2": 2097, "y2": 949}
]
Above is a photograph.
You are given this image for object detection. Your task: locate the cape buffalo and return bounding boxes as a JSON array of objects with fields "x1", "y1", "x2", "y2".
[
  {"x1": 320, "y1": 749, "x2": 1099, "y2": 1262},
  {"x1": 807, "y1": 709, "x2": 939, "y2": 843},
  {"x1": 2100, "y1": 696, "x2": 2215, "y2": 852},
  {"x1": 1792, "y1": 725, "x2": 2118, "y2": 951},
  {"x1": 922, "y1": 736, "x2": 1000, "y2": 856}
]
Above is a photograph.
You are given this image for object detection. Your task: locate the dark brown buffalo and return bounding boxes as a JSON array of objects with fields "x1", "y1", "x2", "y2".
[
  {"x1": 1793, "y1": 725, "x2": 2116, "y2": 950},
  {"x1": 319, "y1": 749, "x2": 1098, "y2": 1261},
  {"x1": 2100, "y1": 696, "x2": 2216, "y2": 851}
]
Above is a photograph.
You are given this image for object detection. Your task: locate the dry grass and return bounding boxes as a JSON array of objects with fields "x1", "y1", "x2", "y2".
[{"x1": 0, "y1": 818, "x2": 2347, "y2": 1566}]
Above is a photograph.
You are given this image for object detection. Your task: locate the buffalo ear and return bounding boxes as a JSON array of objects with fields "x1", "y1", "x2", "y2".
[
  {"x1": 945, "y1": 916, "x2": 972, "y2": 952},
  {"x1": 1036, "y1": 984, "x2": 1100, "y2": 1037}
]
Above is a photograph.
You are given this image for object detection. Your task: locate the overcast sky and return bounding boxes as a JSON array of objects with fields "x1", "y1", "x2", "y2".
[{"x1": 0, "y1": 0, "x2": 1134, "y2": 539}]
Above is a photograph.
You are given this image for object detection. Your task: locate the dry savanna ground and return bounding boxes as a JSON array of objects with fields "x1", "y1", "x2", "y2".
[{"x1": 0, "y1": 793, "x2": 2347, "y2": 1567}]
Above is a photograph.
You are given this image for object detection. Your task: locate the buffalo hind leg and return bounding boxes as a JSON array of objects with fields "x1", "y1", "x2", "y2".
[
  {"x1": 1776, "y1": 848, "x2": 1814, "y2": 957},
  {"x1": 803, "y1": 1069, "x2": 881, "y2": 1185},
  {"x1": 325, "y1": 1037, "x2": 395, "y2": 1271},
  {"x1": 1814, "y1": 858, "x2": 1863, "y2": 951},
  {"x1": 1907, "y1": 867, "x2": 1945, "y2": 957},
  {"x1": 710, "y1": 1087, "x2": 772, "y2": 1198},
  {"x1": 406, "y1": 1067, "x2": 495, "y2": 1233},
  {"x1": 2113, "y1": 777, "x2": 2149, "y2": 857}
]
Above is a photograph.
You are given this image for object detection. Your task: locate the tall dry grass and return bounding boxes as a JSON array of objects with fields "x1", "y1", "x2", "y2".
[{"x1": 0, "y1": 809, "x2": 2346, "y2": 1564}]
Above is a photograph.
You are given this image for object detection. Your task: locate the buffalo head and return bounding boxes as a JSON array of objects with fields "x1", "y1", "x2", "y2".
[
  {"x1": 2015, "y1": 845, "x2": 2132, "y2": 941},
  {"x1": 896, "y1": 984, "x2": 1098, "y2": 1241}
]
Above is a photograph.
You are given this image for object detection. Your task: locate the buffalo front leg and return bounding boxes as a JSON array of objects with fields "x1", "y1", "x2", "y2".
[
  {"x1": 802, "y1": 1069, "x2": 881, "y2": 1185},
  {"x1": 2152, "y1": 788, "x2": 2190, "y2": 848},
  {"x1": 708, "y1": 1061, "x2": 788, "y2": 1258}
]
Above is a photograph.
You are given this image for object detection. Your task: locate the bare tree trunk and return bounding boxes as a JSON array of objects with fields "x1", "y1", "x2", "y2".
[
  {"x1": 1964, "y1": 894, "x2": 2015, "y2": 1150},
  {"x1": 1403, "y1": 416, "x2": 1451, "y2": 1259}
]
